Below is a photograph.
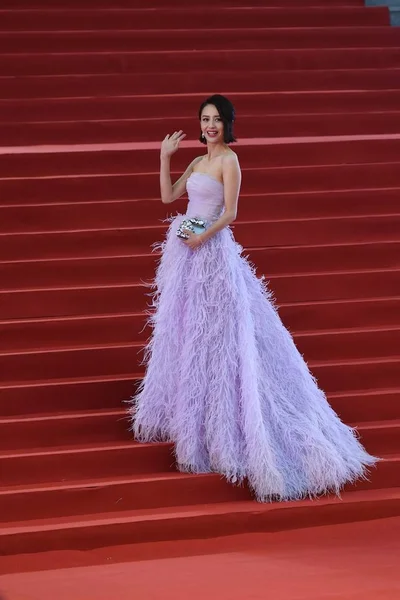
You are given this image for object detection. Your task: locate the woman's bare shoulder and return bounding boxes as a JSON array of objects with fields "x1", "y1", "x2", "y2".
[
  {"x1": 222, "y1": 150, "x2": 240, "y2": 170},
  {"x1": 224, "y1": 149, "x2": 239, "y2": 159}
]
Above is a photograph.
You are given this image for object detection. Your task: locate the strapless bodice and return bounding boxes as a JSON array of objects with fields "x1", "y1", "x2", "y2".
[{"x1": 185, "y1": 172, "x2": 224, "y2": 223}]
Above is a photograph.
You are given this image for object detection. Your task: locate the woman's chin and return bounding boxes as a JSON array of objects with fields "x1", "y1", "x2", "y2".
[{"x1": 206, "y1": 136, "x2": 222, "y2": 144}]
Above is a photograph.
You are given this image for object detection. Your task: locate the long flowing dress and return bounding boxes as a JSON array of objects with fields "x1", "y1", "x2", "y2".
[{"x1": 130, "y1": 171, "x2": 377, "y2": 501}]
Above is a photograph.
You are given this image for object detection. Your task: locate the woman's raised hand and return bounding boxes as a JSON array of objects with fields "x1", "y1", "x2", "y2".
[{"x1": 161, "y1": 130, "x2": 186, "y2": 158}]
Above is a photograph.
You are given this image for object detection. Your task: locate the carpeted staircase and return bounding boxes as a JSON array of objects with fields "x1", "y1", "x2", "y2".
[{"x1": 1, "y1": 0, "x2": 400, "y2": 557}]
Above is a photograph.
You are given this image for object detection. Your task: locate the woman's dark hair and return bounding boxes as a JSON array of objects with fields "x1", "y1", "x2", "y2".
[{"x1": 198, "y1": 94, "x2": 237, "y2": 144}]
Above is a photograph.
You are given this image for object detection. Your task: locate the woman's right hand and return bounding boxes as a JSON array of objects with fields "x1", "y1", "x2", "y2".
[{"x1": 161, "y1": 130, "x2": 186, "y2": 158}]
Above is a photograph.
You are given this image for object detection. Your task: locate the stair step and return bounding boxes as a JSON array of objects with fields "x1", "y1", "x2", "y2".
[
  {"x1": 1, "y1": 311, "x2": 400, "y2": 359},
  {"x1": 4, "y1": 241, "x2": 399, "y2": 292},
  {"x1": 1, "y1": 374, "x2": 399, "y2": 422},
  {"x1": 0, "y1": 472, "x2": 254, "y2": 522},
  {"x1": 2, "y1": 138, "x2": 400, "y2": 178},
  {"x1": 0, "y1": 441, "x2": 176, "y2": 486},
  {"x1": 2, "y1": 297, "x2": 400, "y2": 352},
  {"x1": 330, "y1": 388, "x2": 400, "y2": 422},
  {"x1": 0, "y1": 449, "x2": 397, "y2": 522},
  {"x1": 0, "y1": 409, "x2": 131, "y2": 451},
  {"x1": 1, "y1": 487, "x2": 399, "y2": 555},
  {"x1": 280, "y1": 296, "x2": 400, "y2": 332},
  {"x1": 66, "y1": 240, "x2": 398, "y2": 283},
  {"x1": 1, "y1": 339, "x2": 400, "y2": 389},
  {"x1": 296, "y1": 326, "x2": 400, "y2": 361},
  {"x1": 3, "y1": 91, "x2": 400, "y2": 122},
  {"x1": 2, "y1": 26, "x2": 400, "y2": 54},
  {"x1": 0, "y1": 7, "x2": 389, "y2": 32},
  {"x1": 1, "y1": 327, "x2": 400, "y2": 381},
  {"x1": 2, "y1": 219, "x2": 400, "y2": 261},
  {"x1": 3, "y1": 111, "x2": 400, "y2": 146},
  {"x1": 2, "y1": 188, "x2": 399, "y2": 230},
  {"x1": 3, "y1": 69, "x2": 400, "y2": 101},
  {"x1": 0, "y1": 0, "x2": 371, "y2": 9},
  {"x1": 0, "y1": 374, "x2": 138, "y2": 417},
  {"x1": 2, "y1": 268, "x2": 399, "y2": 320},
  {"x1": 312, "y1": 356, "x2": 400, "y2": 392},
  {"x1": 3, "y1": 47, "x2": 400, "y2": 77},
  {"x1": 2, "y1": 163, "x2": 400, "y2": 206},
  {"x1": 0, "y1": 401, "x2": 397, "y2": 452},
  {"x1": 356, "y1": 420, "x2": 400, "y2": 455}
]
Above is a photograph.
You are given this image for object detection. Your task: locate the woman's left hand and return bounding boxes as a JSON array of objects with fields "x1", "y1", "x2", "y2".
[{"x1": 183, "y1": 231, "x2": 205, "y2": 250}]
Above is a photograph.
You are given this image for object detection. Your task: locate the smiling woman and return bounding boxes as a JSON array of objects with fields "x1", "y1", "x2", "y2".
[
  {"x1": 129, "y1": 94, "x2": 378, "y2": 503},
  {"x1": 199, "y1": 95, "x2": 237, "y2": 145}
]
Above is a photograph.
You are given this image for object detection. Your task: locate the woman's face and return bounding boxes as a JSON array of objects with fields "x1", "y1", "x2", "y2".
[{"x1": 200, "y1": 104, "x2": 224, "y2": 144}]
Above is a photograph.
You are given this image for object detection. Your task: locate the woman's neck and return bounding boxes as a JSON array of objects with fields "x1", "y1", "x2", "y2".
[{"x1": 206, "y1": 144, "x2": 228, "y2": 161}]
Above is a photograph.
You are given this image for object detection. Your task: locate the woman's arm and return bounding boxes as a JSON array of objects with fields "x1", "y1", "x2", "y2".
[
  {"x1": 160, "y1": 155, "x2": 202, "y2": 204},
  {"x1": 160, "y1": 130, "x2": 201, "y2": 204},
  {"x1": 184, "y1": 153, "x2": 241, "y2": 249}
]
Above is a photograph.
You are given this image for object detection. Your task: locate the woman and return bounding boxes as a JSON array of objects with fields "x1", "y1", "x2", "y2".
[{"x1": 130, "y1": 94, "x2": 377, "y2": 501}]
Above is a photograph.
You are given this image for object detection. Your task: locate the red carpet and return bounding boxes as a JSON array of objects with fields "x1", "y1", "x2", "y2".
[
  {"x1": 0, "y1": 0, "x2": 400, "y2": 583},
  {"x1": 0, "y1": 518, "x2": 399, "y2": 599}
]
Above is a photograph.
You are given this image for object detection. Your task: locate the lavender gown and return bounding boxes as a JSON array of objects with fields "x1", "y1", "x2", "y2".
[{"x1": 130, "y1": 171, "x2": 377, "y2": 501}]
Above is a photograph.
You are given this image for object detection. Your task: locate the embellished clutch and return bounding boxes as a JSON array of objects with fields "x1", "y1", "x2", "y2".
[{"x1": 176, "y1": 217, "x2": 207, "y2": 240}]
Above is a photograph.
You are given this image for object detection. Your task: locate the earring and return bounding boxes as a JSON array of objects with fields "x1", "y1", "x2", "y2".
[{"x1": 201, "y1": 133, "x2": 205, "y2": 140}]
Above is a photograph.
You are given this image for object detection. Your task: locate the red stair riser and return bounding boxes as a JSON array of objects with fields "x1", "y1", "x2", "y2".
[
  {"x1": 334, "y1": 391, "x2": 400, "y2": 423},
  {"x1": 4, "y1": 91, "x2": 400, "y2": 122},
  {"x1": 271, "y1": 270, "x2": 400, "y2": 304},
  {"x1": 2, "y1": 319, "x2": 400, "y2": 364},
  {"x1": 296, "y1": 329, "x2": 400, "y2": 361},
  {"x1": 0, "y1": 378, "x2": 138, "y2": 417},
  {"x1": 358, "y1": 425, "x2": 400, "y2": 455},
  {"x1": 0, "y1": 458, "x2": 396, "y2": 525},
  {"x1": 0, "y1": 444, "x2": 176, "y2": 486},
  {"x1": 315, "y1": 360, "x2": 400, "y2": 393},
  {"x1": 0, "y1": 412, "x2": 132, "y2": 450},
  {"x1": 0, "y1": 285, "x2": 148, "y2": 320},
  {"x1": 2, "y1": 164, "x2": 400, "y2": 206},
  {"x1": 346, "y1": 459, "x2": 400, "y2": 491},
  {"x1": 0, "y1": 475, "x2": 253, "y2": 523},
  {"x1": 2, "y1": 298, "x2": 400, "y2": 351},
  {"x1": 0, "y1": 346, "x2": 148, "y2": 382},
  {"x1": 2, "y1": 139, "x2": 400, "y2": 178},
  {"x1": 0, "y1": 0, "x2": 369, "y2": 9},
  {"x1": 3, "y1": 70, "x2": 400, "y2": 101},
  {"x1": 2, "y1": 190, "x2": 400, "y2": 231},
  {"x1": 0, "y1": 314, "x2": 153, "y2": 351},
  {"x1": 280, "y1": 298, "x2": 400, "y2": 332},
  {"x1": 0, "y1": 443, "x2": 396, "y2": 490},
  {"x1": 1, "y1": 492, "x2": 399, "y2": 556},
  {"x1": 3, "y1": 48, "x2": 400, "y2": 77},
  {"x1": 2, "y1": 220, "x2": 400, "y2": 262},
  {"x1": 4, "y1": 112, "x2": 400, "y2": 146},
  {"x1": 5, "y1": 245, "x2": 400, "y2": 277},
  {"x1": 2, "y1": 269, "x2": 399, "y2": 320},
  {"x1": 1, "y1": 328, "x2": 399, "y2": 378},
  {"x1": 1, "y1": 344, "x2": 400, "y2": 388},
  {"x1": 0, "y1": 412, "x2": 397, "y2": 453},
  {"x1": 3, "y1": 27, "x2": 400, "y2": 54},
  {"x1": 0, "y1": 8, "x2": 389, "y2": 32},
  {"x1": 1, "y1": 379, "x2": 399, "y2": 422}
]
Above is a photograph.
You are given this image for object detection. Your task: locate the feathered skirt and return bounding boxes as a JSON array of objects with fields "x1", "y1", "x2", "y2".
[{"x1": 130, "y1": 216, "x2": 377, "y2": 501}]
